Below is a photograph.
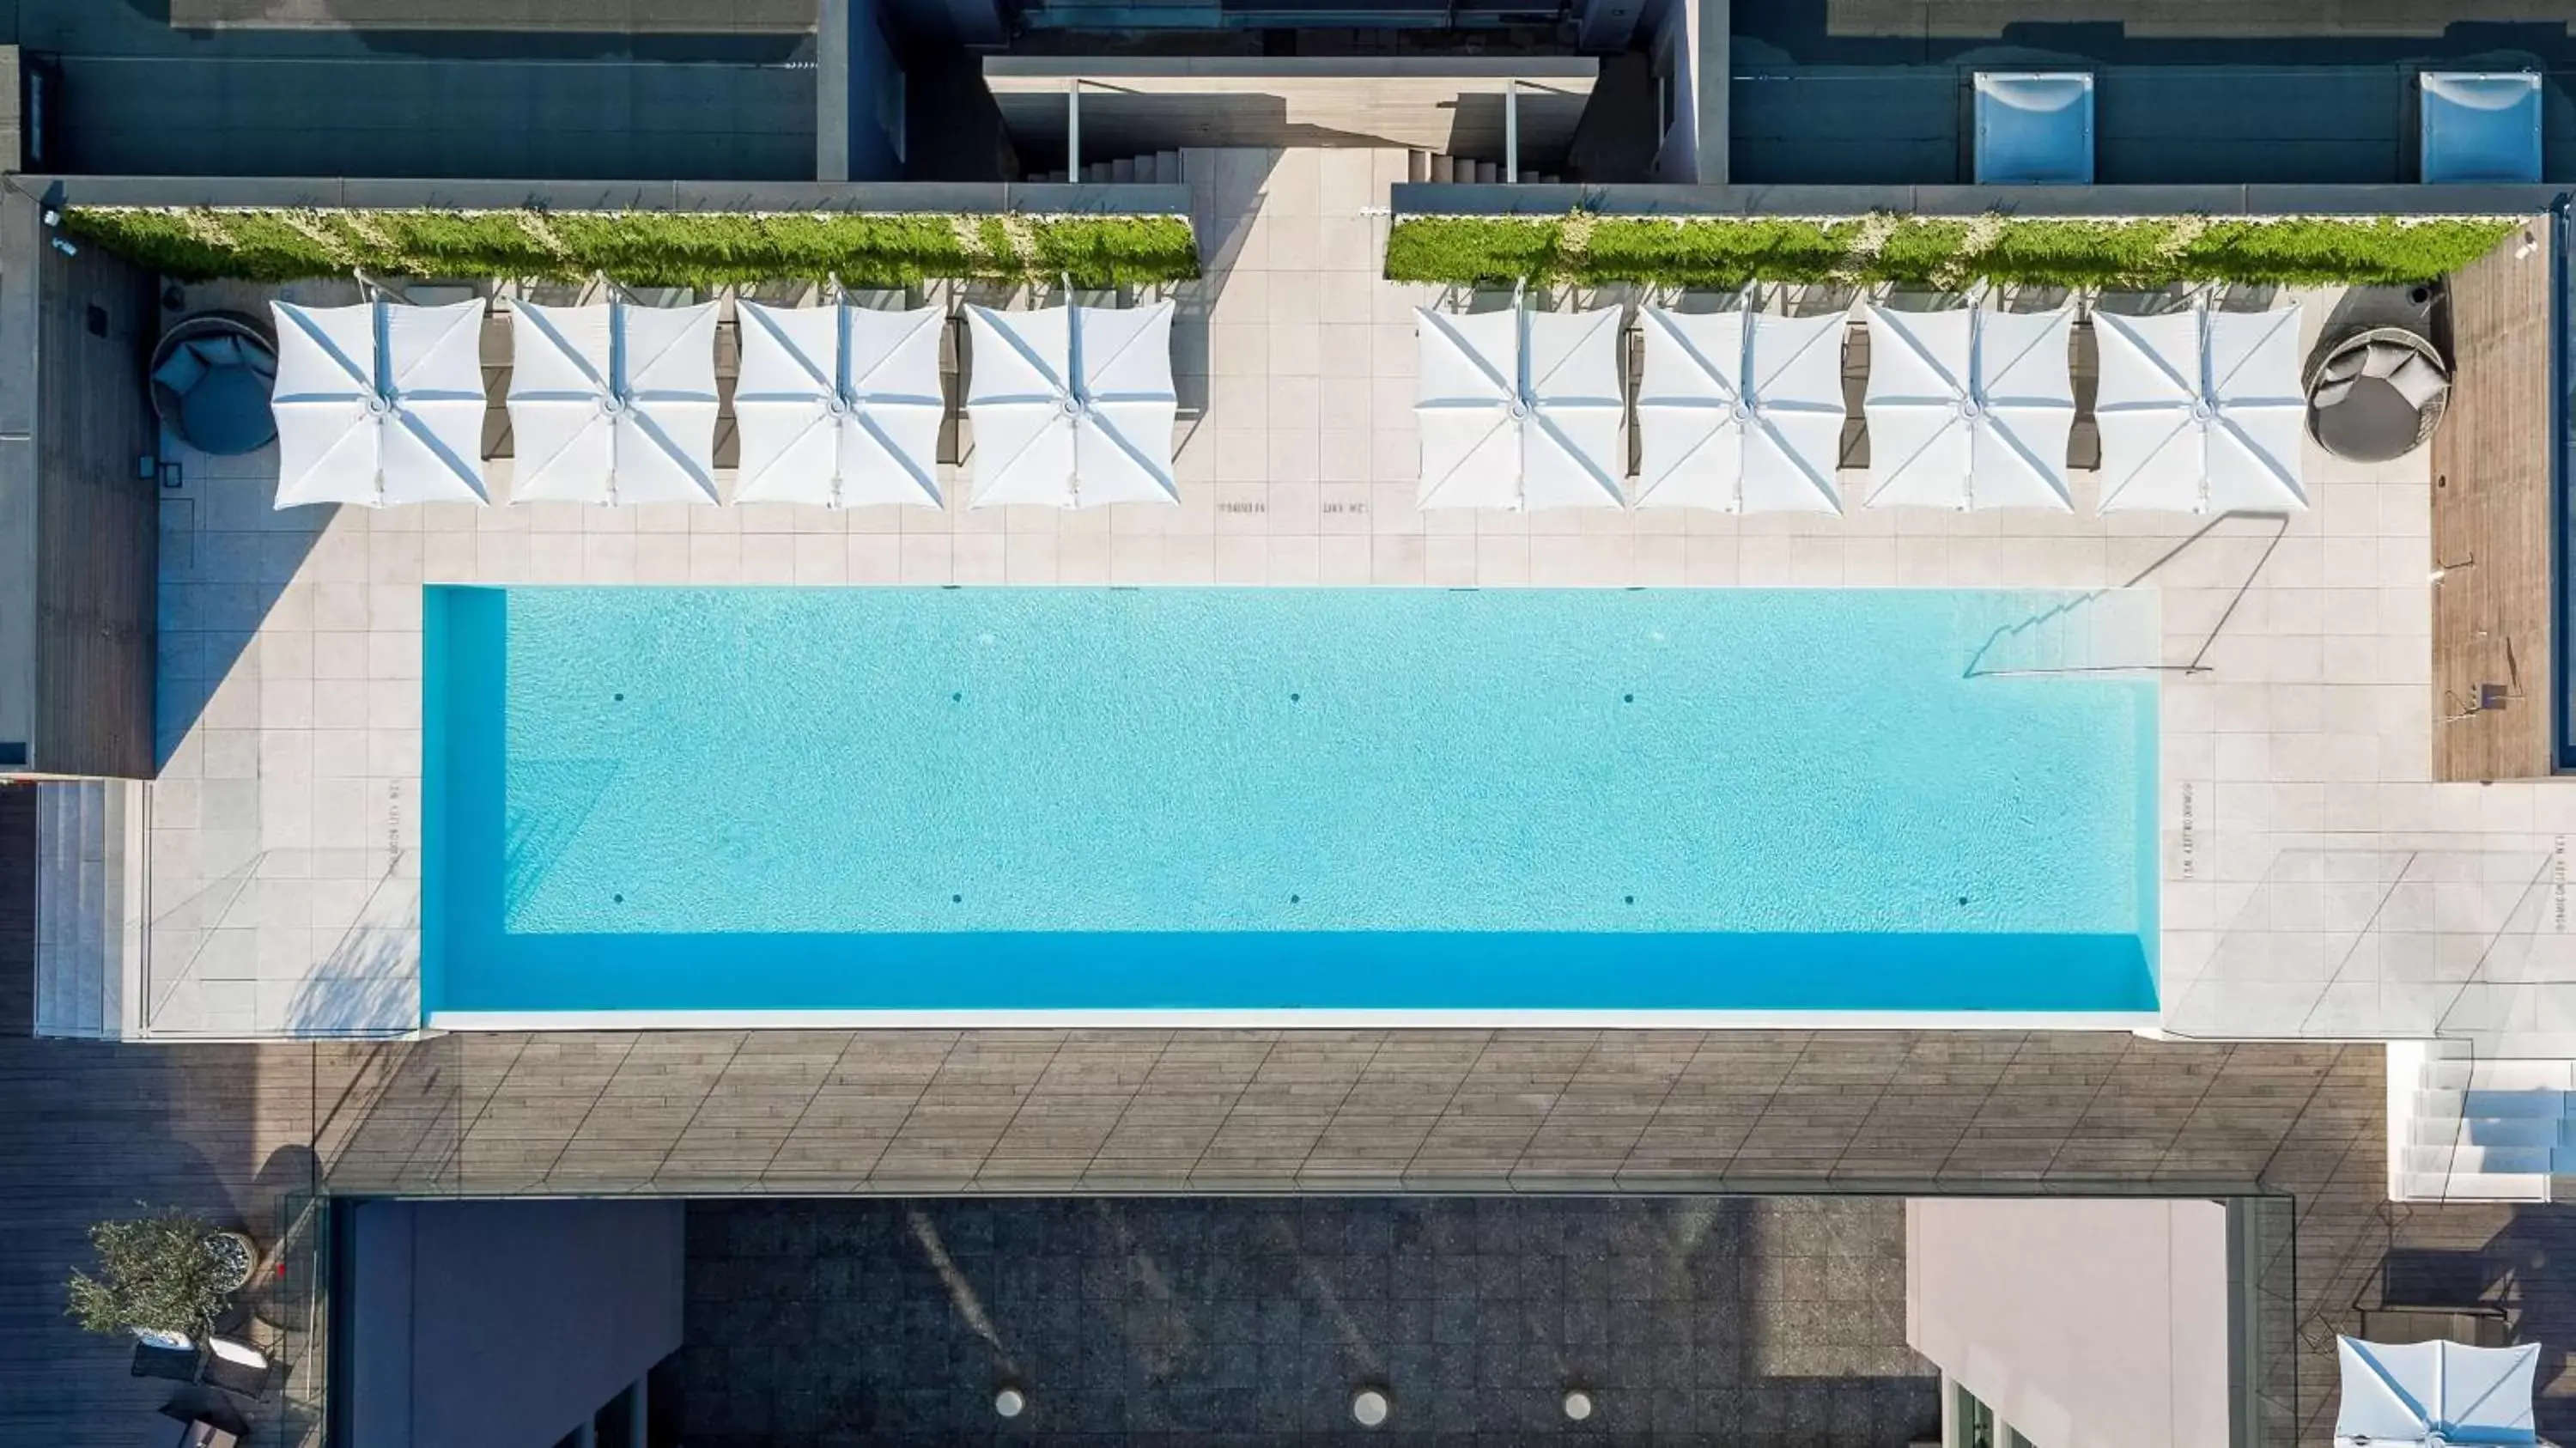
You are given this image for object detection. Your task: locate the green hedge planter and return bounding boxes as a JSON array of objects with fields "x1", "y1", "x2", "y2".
[
  {"x1": 1386, "y1": 214, "x2": 2524, "y2": 289},
  {"x1": 62, "y1": 208, "x2": 1202, "y2": 289}
]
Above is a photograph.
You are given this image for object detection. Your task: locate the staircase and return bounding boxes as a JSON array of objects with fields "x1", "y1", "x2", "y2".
[
  {"x1": 1406, "y1": 149, "x2": 1560, "y2": 185},
  {"x1": 1029, "y1": 149, "x2": 1188, "y2": 185},
  {"x1": 2391, "y1": 1040, "x2": 2576, "y2": 1202},
  {"x1": 1031, "y1": 150, "x2": 1564, "y2": 186},
  {"x1": 31, "y1": 779, "x2": 147, "y2": 1039}
]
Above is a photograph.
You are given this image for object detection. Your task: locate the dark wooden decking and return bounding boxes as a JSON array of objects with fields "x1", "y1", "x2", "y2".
[
  {"x1": 6, "y1": 788, "x2": 2576, "y2": 1445},
  {"x1": 2432, "y1": 221, "x2": 2560, "y2": 782}
]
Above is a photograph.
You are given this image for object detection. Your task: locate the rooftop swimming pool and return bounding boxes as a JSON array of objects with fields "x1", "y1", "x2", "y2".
[{"x1": 424, "y1": 587, "x2": 2158, "y2": 1026}]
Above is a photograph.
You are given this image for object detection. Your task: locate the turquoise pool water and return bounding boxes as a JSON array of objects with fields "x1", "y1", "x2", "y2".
[{"x1": 424, "y1": 587, "x2": 2159, "y2": 1019}]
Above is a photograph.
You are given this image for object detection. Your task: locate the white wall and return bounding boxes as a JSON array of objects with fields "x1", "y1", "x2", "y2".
[
  {"x1": 1650, "y1": 0, "x2": 1697, "y2": 182},
  {"x1": 1647, "y1": 0, "x2": 1726, "y2": 183},
  {"x1": 1906, "y1": 1198, "x2": 2231, "y2": 1448}
]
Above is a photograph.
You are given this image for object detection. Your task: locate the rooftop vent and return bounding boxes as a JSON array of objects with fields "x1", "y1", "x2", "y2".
[
  {"x1": 2420, "y1": 72, "x2": 2543, "y2": 185},
  {"x1": 1972, "y1": 72, "x2": 2094, "y2": 186}
]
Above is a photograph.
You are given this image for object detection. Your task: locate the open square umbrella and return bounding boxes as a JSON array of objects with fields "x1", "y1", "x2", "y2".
[
  {"x1": 2093, "y1": 303, "x2": 2308, "y2": 514},
  {"x1": 269, "y1": 298, "x2": 489, "y2": 508},
  {"x1": 733, "y1": 301, "x2": 945, "y2": 508},
  {"x1": 1415, "y1": 306, "x2": 1625, "y2": 511},
  {"x1": 963, "y1": 301, "x2": 1178, "y2": 509},
  {"x1": 506, "y1": 299, "x2": 720, "y2": 505},
  {"x1": 1862, "y1": 302, "x2": 2075, "y2": 511},
  {"x1": 2335, "y1": 1336, "x2": 2538, "y2": 1448},
  {"x1": 1634, "y1": 306, "x2": 1846, "y2": 513}
]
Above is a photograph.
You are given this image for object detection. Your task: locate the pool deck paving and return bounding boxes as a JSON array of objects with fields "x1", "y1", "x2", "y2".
[{"x1": 132, "y1": 143, "x2": 2576, "y2": 1051}]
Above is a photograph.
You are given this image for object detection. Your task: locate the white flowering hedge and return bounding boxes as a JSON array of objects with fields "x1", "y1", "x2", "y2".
[
  {"x1": 1385, "y1": 212, "x2": 2524, "y2": 288},
  {"x1": 64, "y1": 206, "x2": 1200, "y2": 288}
]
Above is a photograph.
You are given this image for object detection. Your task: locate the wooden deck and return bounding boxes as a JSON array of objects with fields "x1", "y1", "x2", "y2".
[{"x1": 2432, "y1": 222, "x2": 2560, "y2": 782}]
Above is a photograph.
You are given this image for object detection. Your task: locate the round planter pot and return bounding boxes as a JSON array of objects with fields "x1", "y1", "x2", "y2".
[{"x1": 208, "y1": 1231, "x2": 256, "y2": 1293}]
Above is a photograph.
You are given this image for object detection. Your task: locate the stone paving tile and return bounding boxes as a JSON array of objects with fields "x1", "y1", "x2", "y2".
[
  {"x1": 128, "y1": 147, "x2": 2566, "y2": 1055},
  {"x1": 672, "y1": 1196, "x2": 1941, "y2": 1447}
]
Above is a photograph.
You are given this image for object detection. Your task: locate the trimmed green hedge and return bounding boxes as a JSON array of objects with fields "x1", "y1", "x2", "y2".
[
  {"x1": 1387, "y1": 214, "x2": 2524, "y2": 289},
  {"x1": 61, "y1": 207, "x2": 1201, "y2": 289}
]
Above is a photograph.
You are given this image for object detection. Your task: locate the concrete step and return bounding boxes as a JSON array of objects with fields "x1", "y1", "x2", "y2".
[
  {"x1": 2468, "y1": 1060, "x2": 2576, "y2": 1092},
  {"x1": 2479, "y1": 1033, "x2": 2576, "y2": 1061},
  {"x1": 2397, "y1": 1170, "x2": 2553, "y2": 1202},
  {"x1": 31, "y1": 779, "x2": 146, "y2": 1040},
  {"x1": 32, "y1": 785, "x2": 72, "y2": 1034},
  {"x1": 2464, "y1": 1088, "x2": 2572, "y2": 1117},
  {"x1": 2415, "y1": 1087, "x2": 2569, "y2": 1118},
  {"x1": 1407, "y1": 151, "x2": 1560, "y2": 186},
  {"x1": 2402, "y1": 1143, "x2": 2560, "y2": 1175},
  {"x1": 2422, "y1": 1057, "x2": 2475, "y2": 1091},
  {"x1": 2411, "y1": 1114, "x2": 2574, "y2": 1148}
]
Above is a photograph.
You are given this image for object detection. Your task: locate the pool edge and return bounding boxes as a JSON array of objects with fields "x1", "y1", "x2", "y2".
[{"x1": 427, "y1": 1006, "x2": 2165, "y2": 1032}]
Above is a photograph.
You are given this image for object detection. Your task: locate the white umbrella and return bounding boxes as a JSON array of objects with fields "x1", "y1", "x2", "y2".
[
  {"x1": 1634, "y1": 306, "x2": 1846, "y2": 513},
  {"x1": 2093, "y1": 303, "x2": 2308, "y2": 514},
  {"x1": 506, "y1": 299, "x2": 720, "y2": 505},
  {"x1": 268, "y1": 298, "x2": 489, "y2": 508},
  {"x1": 2334, "y1": 1336, "x2": 2539, "y2": 1448},
  {"x1": 1415, "y1": 306, "x2": 1625, "y2": 511},
  {"x1": 733, "y1": 301, "x2": 945, "y2": 509},
  {"x1": 1862, "y1": 302, "x2": 2075, "y2": 511},
  {"x1": 964, "y1": 301, "x2": 1178, "y2": 509}
]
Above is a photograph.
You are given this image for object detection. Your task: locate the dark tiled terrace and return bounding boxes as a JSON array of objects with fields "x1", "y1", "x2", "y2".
[{"x1": 677, "y1": 1196, "x2": 1932, "y2": 1446}]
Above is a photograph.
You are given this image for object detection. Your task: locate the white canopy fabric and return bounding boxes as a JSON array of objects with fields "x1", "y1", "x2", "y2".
[
  {"x1": 1415, "y1": 307, "x2": 1625, "y2": 511},
  {"x1": 2093, "y1": 304, "x2": 2308, "y2": 514},
  {"x1": 1862, "y1": 303, "x2": 2076, "y2": 512},
  {"x1": 506, "y1": 300, "x2": 720, "y2": 505},
  {"x1": 2334, "y1": 1336, "x2": 2539, "y2": 1448},
  {"x1": 1634, "y1": 306, "x2": 1846, "y2": 514},
  {"x1": 269, "y1": 299, "x2": 489, "y2": 509},
  {"x1": 733, "y1": 301, "x2": 945, "y2": 509},
  {"x1": 963, "y1": 301, "x2": 1178, "y2": 509}
]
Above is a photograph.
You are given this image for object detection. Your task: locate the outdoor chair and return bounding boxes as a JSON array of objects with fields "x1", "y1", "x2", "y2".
[{"x1": 199, "y1": 1336, "x2": 276, "y2": 1399}]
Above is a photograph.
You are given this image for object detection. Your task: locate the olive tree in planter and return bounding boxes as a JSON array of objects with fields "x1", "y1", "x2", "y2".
[{"x1": 65, "y1": 1208, "x2": 252, "y2": 1344}]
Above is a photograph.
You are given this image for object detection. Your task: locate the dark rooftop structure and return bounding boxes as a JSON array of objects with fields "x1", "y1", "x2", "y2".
[{"x1": 1730, "y1": 0, "x2": 2576, "y2": 186}]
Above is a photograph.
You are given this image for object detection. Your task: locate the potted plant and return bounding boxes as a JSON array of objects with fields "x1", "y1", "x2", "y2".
[{"x1": 64, "y1": 1208, "x2": 247, "y2": 1344}]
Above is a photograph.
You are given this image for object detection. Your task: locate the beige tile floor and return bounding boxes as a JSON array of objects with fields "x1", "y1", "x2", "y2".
[{"x1": 138, "y1": 147, "x2": 2576, "y2": 1045}]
